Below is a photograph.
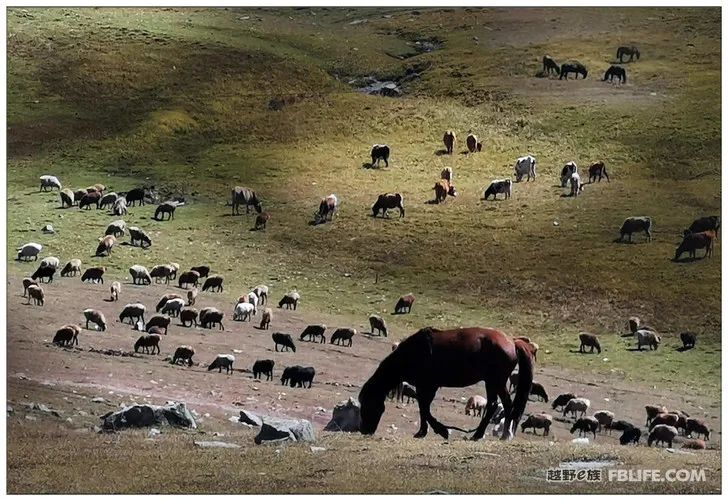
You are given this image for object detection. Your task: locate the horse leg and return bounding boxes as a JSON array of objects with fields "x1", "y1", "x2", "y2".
[
  {"x1": 413, "y1": 387, "x2": 435, "y2": 438},
  {"x1": 471, "y1": 383, "x2": 499, "y2": 441},
  {"x1": 498, "y1": 387, "x2": 516, "y2": 440}
]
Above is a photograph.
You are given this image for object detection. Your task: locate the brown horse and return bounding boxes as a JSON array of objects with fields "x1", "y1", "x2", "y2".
[{"x1": 359, "y1": 327, "x2": 534, "y2": 440}]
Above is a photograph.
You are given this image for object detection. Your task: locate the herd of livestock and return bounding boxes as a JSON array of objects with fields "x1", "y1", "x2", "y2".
[{"x1": 12, "y1": 41, "x2": 718, "y2": 449}]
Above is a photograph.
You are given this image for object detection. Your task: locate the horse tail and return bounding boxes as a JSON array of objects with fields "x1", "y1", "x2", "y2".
[{"x1": 510, "y1": 340, "x2": 534, "y2": 436}]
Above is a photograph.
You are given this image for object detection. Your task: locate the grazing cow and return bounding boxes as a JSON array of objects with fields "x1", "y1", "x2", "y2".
[
  {"x1": 369, "y1": 315, "x2": 388, "y2": 337},
  {"x1": 588, "y1": 161, "x2": 610, "y2": 183},
  {"x1": 542, "y1": 55, "x2": 560, "y2": 76},
  {"x1": 443, "y1": 131, "x2": 456, "y2": 154},
  {"x1": 278, "y1": 292, "x2": 300, "y2": 310},
  {"x1": 552, "y1": 393, "x2": 577, "y2": 411},
  {"x1": 688, "y1": 216, "x2": 720, "y2": 239},
  {"x1": 253, "y1": 359, "x2": 275, "y2": 380},
  {"x1": 272, "y1": 332, "x2": 296, "y2": 352},
  {"x1": 171, "y1": 346, "x2": 195, "y2": 367},
  {"x1": 578, "y1": 333, "x2": 601, "y2": 354},
  {"x1": 466, "y1": 133, "x2": 478, "y2": 153},
  {"x1": 619, "y1": 217, "x2": 652, "y2": 242},
  {"x1": 483, "y1": 179, "x2": 512, "y2": 200},
  {"x1": 559, "y1": 62, "x2": 588, "y2": 79},
  {"x1": 231, "y1": 186, "x2": 262, "y2": 215},
  {"x1": 674, "y1": 230, "x2": 715, "y2": 260},
  {"x1": 617, "y1": 46, "x2": 640, "y2": 63},
  {"x1": 330, "y1": 327, "x2": 356, "y2": 347},
  {"x1": 372, "y1": 193, "x2": 405, "y2": 218},
  {"x1": 314, "y1": 194, "x2": 338, "y2": 224},
  {"x1": 603, "y1": 65, "x2": 627, "y2": 83},
  {"x1": 394, "y1": 294, "x2": 415, "y2": 314},
  {"x1": 514, "y1": 155, "x2": 537, "y2": 182},
  {"x1": 208, "y1": 354, "x2": 235, "y2": 374},
  {"x1": 370, "y1": 144, "x2": 390, "y2": 167},
  {"x1": 155, "y1": 202, "x2": 176, "y2": 221},
  {"x1": 680, "y1": 332, "x2": 697, "y2": 350},
  {"x1": 300, "y1": 324, "x2": 327, "y2": 344},
  {"x1": 620, "y1": 427, "x2": 641, "y2": 445},
  {"x1": 433, "y1": 179, "x2": 457, "y2": 203},
  {"x1": 636, "y1": 329, "x2": 661, "y2": 351},
  {"x1": 521, "y1": 413, "x2": 553, "y2": 435},
  {"x1": 560, "y1": 162, "x2": 578, "y2": 187}
]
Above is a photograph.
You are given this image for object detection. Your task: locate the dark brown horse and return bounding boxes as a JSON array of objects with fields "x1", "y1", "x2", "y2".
[{"x1": 359, "y1": 327, "x2": 534, "y2": 441}]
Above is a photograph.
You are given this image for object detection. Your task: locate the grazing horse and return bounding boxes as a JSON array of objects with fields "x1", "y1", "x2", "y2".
[
  {"x1": 542, "y1": 55, "x2": 560, "y2": 76},
  {"x1": 559, "y1": 62, "x2": 588, "y2": 80},
  {"x1": 617, "y1": 46, "x2": 640, "y2": 63},
  {"x1": 359, "y1": 327, "x2": 535, "y2": 441},
  {"x1": 603, "y1": 65, "x2": 626, "y2": 84}
]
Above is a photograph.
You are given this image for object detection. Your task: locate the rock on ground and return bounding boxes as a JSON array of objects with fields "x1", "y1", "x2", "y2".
[
  {"x1": 254, "y1": 416, "x2": 315, "y2": 445},
  {"x1": 324, "y1": 397, "x2": 361, "y2": 432},
  {"x1": 101, "y1": 402, "x2": 197, "y2": 431},
  {"x1": 238, "y1": 410, "x2": 262, "y2": 427},
  {"x1": 194, "y1": 441, "x2": 241, "y2": 449}
]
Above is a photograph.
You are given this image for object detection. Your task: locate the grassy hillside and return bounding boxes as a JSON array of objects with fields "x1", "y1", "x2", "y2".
[{"x1": 7, "y1": 7, "x2": 721, "y2": 398}]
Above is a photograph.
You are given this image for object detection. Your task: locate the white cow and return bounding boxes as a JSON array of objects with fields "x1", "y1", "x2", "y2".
[
  {"x1": 483, "y1": 179, "x2": 513, "y2": 200},
  {"x1": 514, "y1": 155, "x2": 536, "y2": 182}
]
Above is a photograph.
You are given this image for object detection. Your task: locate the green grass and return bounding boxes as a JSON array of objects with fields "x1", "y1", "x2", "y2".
[{"x1": 7, "y1": 7, "x2": 721, "y2": 400}]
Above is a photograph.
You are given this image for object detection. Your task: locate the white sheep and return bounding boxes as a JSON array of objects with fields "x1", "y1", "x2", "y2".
[
  {"x1": 39, "y1": 256, "x2": 60, "y2": 270},
  {"x1": 234, "y1": 301, "x2": 255, "y2": 322},
  {"x1": 98, "y1": 192, "x2": 119, "y2": 209},
  {"x1": 119, "y1": 303, "x2": 146, "y2": 324},
  {"x1": 60, "y1": 259, "x2": 82, "y2": 277},
  {"x1": 129, "y1": 265, "x2": 152, "y2": 285},
  {"x1": 252, "y1": 284, "x2": 269, "y2": 304},
  {"x1": 112, "y1": 197, "x2": 128, "y2": 216},
  {"x1": 83, "y1": 309, "x2": 107, "y2": 331},
  {"x1": 39, "y1": 175, "x2": 62, "y2": 192},
  {"x1": 17, "y1": 243, "x2": 42, "y2": 261}
]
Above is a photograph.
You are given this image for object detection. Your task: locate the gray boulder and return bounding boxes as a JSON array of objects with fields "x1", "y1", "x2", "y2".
[
  {"x1": 324, "y1": 397, "x2": 361, "y2": 432},
  {"x1": 101, "y1": 402, "x2": 196, "y2": 431},
  {"x1": 194, "y1": 441, "x2": 241, "y2": 449},
  {"x1": 238, "y1": 410, "x2": 262, "y2": 427},
  {"x1": 254, "y1": 417, "x2": 315, "y2": 445}
]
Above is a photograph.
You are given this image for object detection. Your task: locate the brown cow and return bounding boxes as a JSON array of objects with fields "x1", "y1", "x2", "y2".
[
  {"x1": 674, "y1": 230, "x2": 715, "y2": 261},
  {"x1": 433, "y1": 179, "x2": 457, "y2": 203}
]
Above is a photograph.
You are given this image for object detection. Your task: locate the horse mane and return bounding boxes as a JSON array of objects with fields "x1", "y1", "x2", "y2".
[{"x1": 360, "y1": 327, "x2": 435, "y2": 401}]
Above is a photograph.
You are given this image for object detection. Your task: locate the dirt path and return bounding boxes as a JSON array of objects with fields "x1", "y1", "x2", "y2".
[{"x1": 6, "y1": 274, "x2": 720, "y2": 445}]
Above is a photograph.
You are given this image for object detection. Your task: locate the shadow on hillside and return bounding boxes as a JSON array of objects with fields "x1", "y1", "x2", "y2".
[
  {"x1": 675, "y1": 346, "x2": 694, "y2": 352},
  {"x1": 673, "y1": 256, "x2": 705, "y2": 263},
  {"x1": 434, "y1": 149, "x2": 451, "y2": 156}
]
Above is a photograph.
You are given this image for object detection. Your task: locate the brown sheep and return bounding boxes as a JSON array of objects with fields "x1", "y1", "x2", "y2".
[
  {"x1": 682, "y1": 439, "x2": 707, "y2": 450},
  {"x1": 465, "y1": 395, "x2": 487, "y2": 416},
  {"x1": 578, "y1": 332, "x2": 601, "y2": 354},
  {"x1": 686, "y1": 418, "x2": 710, "y2": 440},
  {"x1": 443, "y1": 130, "x2": 456, "y2": 154},
  {"x1": 649, "y1": 412, "x2": 680, "y2": 430},
  {"x1": 521, "y1": 413, "x2": 553, "y2": 436},
  {"x1": 433, "y1": 179, "x2": 457, "y2": 203},
  {"x1": 645, "y1": 404, "x2": 668, "y2": 426},
  {"x1": 22, "y1": 278, "x2": 38, "y2": 297},
  {"x1": 259, "y1": 308, "x2": 272, "y2": 330},
  {"x1": 95, "y1": 235, "x2": 116, "y2": 257},
  {"x1": 26, "y1": 285, "x2": 44, "y2": 306},
  {"x1": 394, "y1": 294, "x2": 415, "y2": 314}
]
